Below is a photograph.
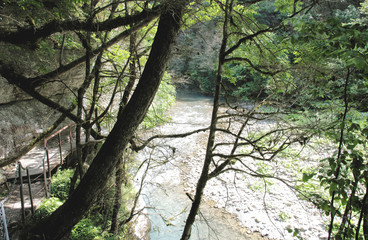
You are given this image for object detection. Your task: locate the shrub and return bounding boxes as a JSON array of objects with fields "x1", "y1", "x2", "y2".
[
  {"x1": 71, "y1": 218, "x2": 101, "y2": 240},
  {"x1": 31, "y1": 197, "x2": 63, "y2": 222},
  {"x1": 51, "y1": 168, "x2": 74, "y2": 201}
]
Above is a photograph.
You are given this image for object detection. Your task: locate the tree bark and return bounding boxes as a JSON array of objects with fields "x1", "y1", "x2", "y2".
[
  {"x1": 362, "y1": 178, "x2": 368, "y2": 240},
  {"x1": 24, "y1": 2, "x2": 186, "y2": 239},
  {"x1": 110, "y1": 157, "x2": 124, "y2": 235}
]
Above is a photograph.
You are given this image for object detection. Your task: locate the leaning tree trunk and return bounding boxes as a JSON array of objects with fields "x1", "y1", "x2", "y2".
[
  {"x1": 24, "y1": 2, "x2": 186, "y2": 239},
  {"x1": 362, "y1": 178, "x2": 368, "y2": 239},
  {"x1": 180, "y1": 1, "x2": 232, "y2": 239}
]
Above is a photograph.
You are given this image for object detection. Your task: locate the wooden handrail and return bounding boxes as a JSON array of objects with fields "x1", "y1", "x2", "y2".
[
  {"x1": 43, "y1": 123, "x2": 76, "y2": 198},
  {"x1": 43, "y1": 123, "x2": 76, "y2": 148}
]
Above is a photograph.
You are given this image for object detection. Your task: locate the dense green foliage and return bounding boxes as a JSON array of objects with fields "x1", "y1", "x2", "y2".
[
  {"x1": 71, "y1": 218, "x2": 101, "y2": 240},
  {"x1": 273, "y1": 1, "x2": 368, "y2": 238},
  {"x1": 50, "y1": 168, "x2": 74, "y2": 201},
  {"x1": 32, "y1": 169, "x2": 73, "y2": 222},
  {"x1": 31, "y1": 197, "x2": 63, "y2": 223}
]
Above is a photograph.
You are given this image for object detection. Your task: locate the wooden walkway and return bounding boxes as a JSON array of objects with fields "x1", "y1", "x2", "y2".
[
  {"x1": 4, "y1": 145, "x2": 69, "y2": 180},
  {"x1": 1, "y1": 143, "x2": 71, "y2": 239}
]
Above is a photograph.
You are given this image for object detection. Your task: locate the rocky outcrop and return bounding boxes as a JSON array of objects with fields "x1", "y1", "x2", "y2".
[{"x1": 0, "y1": 62, "x2": 85, "y2": 162}]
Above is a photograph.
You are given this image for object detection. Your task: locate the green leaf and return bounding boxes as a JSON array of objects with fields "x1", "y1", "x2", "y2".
[
  {"x1": 293, "y1": 228, "x2": 300, "y2": 237},
  {"x1": 330, "y1": 182, "x2": 338, "y2": 195},
  {"x1": 302, "y1": 172, "x2": 315, "y2": 182}
]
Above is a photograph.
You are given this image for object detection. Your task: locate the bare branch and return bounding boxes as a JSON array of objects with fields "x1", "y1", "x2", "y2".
[
  {"x1": 224, "y1": 27, "x2": 280, "y2": 57},
  {"x1": 130, "y1": 127, "x2": 209, "y2": 151},
  {"x1": 224, "y1": 57, "x2": 283, "y2": 75},
  {"x1": 30, "y1": 15, "x2": 158, "y2": 86}
]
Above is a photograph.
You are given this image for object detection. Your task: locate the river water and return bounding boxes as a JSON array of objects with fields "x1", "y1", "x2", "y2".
[{"x1": 137, "y1": 91, "x2": 266, "y2": 240}]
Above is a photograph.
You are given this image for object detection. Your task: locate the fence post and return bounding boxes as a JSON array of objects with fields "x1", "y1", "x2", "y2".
[
  {"x1": 69, "y1": 126, "x2": 73, "y2": 154},
  {"x1": 42, "y1": 148, "x2": 50, "y2": 198},
  {"x1": 1, "y1": 203, "x2": 9, "y2": 240},
  {"x1": 18, "y1": 162, "x2": 25, "y2": 224},
  {"x1": 45, "y1": 148, "x2": 51, "y2": 178},
  {"x1": 58, "y1": 132, "x2": 63, "y2": 165},
  {"x1": 26, "y1": 168, "x2": 34, "y2": 215}
]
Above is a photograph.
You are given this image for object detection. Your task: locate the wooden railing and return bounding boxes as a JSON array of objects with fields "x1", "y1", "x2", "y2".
[
  {"x1": 43, "y1": 123, "x2": 75, "y2": 196},
  {"x1": 18, "y1": 161, "x2": 34, "y2": 224},
  {"x1": 1, "y1": 124, "x2": 76, "y2": 238}
]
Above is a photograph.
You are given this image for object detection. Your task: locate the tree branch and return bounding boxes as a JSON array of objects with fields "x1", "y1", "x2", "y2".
[
  {"x1": 0, "y1": 6, "x2": 160, "y2": 45},
  {"x1": 30, "y1": 15, "x2": 159, "y2": 86},
  {"x1": 0, "y1": 62, "x2": 103, "y2": 140},
  {"x1": 224, "y1": 27, "x2": 280, "y2": 57},
  {"x1": 224, "y1": 57, "x2": 283, "y2": 75},
  {"x1": 130, "y1": 127, "x2": 209, "y2": 151}
]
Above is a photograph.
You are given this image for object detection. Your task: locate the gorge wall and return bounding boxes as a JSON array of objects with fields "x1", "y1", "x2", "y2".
[
  {"x1": 0, "y1": 63, "x2": 85, "y2": 161},
  {"x1": 0, "y1": 4, "x2": 87, "y2": 162}
]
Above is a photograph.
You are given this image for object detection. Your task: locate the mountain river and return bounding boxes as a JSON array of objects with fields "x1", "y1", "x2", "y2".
[{"x1": 135, "y1": 91, "x2": 327, "y2": 240}]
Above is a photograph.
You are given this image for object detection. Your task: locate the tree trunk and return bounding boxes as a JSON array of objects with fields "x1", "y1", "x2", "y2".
[
  {"x1": 110, "y1": 157, "x2": 124, "y2": 235},
  {"x1": 362, "y1": 178, "x2": 368, "y2": 240},
  {"x1": 24, "y1": 2, "x2": 186, "y2": 239},
  {"x1": 180, "y1": 1, "x2": 231, "y2": 239}
]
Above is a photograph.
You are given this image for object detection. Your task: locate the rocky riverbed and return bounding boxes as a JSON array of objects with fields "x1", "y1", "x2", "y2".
[
  {"x1": 180, "y1": 130, "x2": 330, "y2": 240},
  {"x1": 138, "y1": 91, "x2": 331, "y2": 240}
]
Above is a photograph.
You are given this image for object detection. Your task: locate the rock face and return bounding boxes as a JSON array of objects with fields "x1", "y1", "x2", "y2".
[
  {"x1": 0, "y1": 2, "x2": 87, "y2": 161},
  {"x1": 0, "y1": 65, "x2": 84, "y2": 161},
  {"x1": 0, "y1": 64, "x2": 85, "y2": 105}
]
